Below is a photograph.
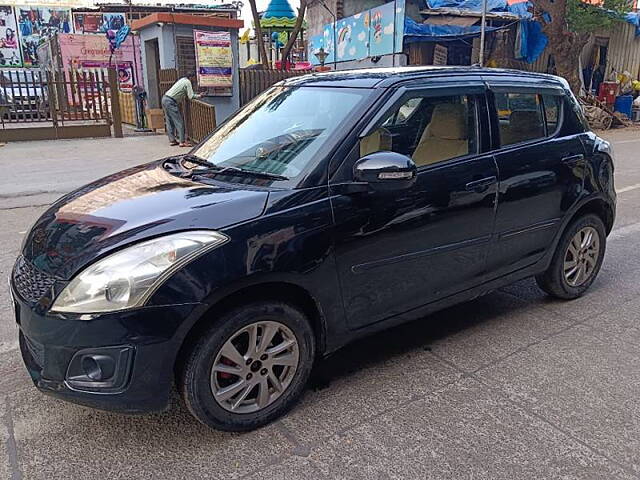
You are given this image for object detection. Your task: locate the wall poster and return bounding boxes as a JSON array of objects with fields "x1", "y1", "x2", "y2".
[
  {"x1": 310, "y1": 0, "x2": 404, "y2": 65},
  {"x1": 73, "y1": 12, "x2": 126, "y2": 34},
  {"x1": 18, "y1": 5, "x2": 72, "y2": 67},
  {"x1": 0, "y1": 5, "x2": 21, "y2": 66},
  {"x1": 194, "y1": 30, "x2": 232, "y2": 88}
]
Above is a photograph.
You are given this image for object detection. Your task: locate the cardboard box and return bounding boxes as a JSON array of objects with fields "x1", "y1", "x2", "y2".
[{"x1": 146, "y1": 108, "x2": 165, "y2": 130}]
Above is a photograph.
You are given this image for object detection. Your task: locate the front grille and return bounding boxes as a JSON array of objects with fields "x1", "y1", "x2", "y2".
[{"x1": 12, "y1": 256, "x2": 56, "y2": 303}]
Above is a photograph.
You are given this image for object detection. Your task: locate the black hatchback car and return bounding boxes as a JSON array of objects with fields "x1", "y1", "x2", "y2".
[{"x1": 11, "y1": 67, "x2": 615, "y2": 431}]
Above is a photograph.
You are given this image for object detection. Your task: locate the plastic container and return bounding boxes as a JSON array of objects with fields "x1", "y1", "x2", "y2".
[
  {"x1": 598, "y1": 82, "x2": 618, "y2": 105},
  {"x1": 614, "y1": 95, "x2": 633, "y2": 118}
]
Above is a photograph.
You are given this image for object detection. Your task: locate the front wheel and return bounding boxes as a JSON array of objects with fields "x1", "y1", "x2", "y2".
[
  {"x1": 179, "y1": 301, "x2": 315, "y2": 431},
  {"x1": 535, "y1": 214, "x2": 606, "y2": 299}
]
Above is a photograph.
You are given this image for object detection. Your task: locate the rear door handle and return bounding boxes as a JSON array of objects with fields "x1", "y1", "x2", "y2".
[
  {"x1": 465, "y1": 176, "x2": 497, "y2": 191},
  {"x1": 561, "y1": 154, "x2": 584, "y2": 167}
]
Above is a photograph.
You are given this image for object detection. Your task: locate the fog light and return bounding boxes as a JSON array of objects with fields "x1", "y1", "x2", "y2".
[
  {"x1": 81, "y1": 356, "x2": 103, "y2": 381},
  {"x1": 65, "y1": 346, "x2": 133, "y2": 392}
]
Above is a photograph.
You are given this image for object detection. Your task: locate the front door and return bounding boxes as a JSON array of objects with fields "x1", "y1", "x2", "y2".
[
  {"x1": 331, "y1": 87, "x2": 498, "y2": 330},
  {"x1": 484, "y1": 88, "x2": 586, "y2": 277}
]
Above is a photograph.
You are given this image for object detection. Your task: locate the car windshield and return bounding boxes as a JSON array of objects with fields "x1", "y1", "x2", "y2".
[{"x1": 192, "y1": 86, "x2": 368, "y2": 180}]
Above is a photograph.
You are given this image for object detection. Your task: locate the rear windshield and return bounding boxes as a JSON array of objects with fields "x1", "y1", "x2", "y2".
[{"x1": 193, "y1": 86, "x2": 368, "y2": 180}]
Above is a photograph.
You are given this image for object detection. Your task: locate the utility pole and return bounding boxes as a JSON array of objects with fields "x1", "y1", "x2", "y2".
[{"x1": 479, "y1": 0, "x2": 487, "y2": 66}]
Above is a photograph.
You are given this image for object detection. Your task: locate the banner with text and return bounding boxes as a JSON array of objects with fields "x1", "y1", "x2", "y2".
[{"x1": 194, "y1": 30, "x2": 232, "y2": 88}]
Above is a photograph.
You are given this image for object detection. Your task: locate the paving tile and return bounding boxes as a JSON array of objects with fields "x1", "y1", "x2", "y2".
[
  {"x1": 0, "y1": 308, "x2": 19, "y2": 355},
  {"x1": 426, "y1": 291, "x2": 572, "y2": 372},
  {"x1": 585, "y1": 295, "x2": 640, "y2": 347},
  {"x1": 283, "y1": 290, "x2": 573, "y2": 447},
  {"x1": 8, "y1": 388, "x2": 295, "y2": 480},
  {"x1": 0, "y1": 349, "x2": 31, "y2": 398},
  {"x1": 307, "y1": 378, "x2": 634, "y2": 480},
  {"x1": 476, "y1": 324, "x2": 640, "y2": 474},
  {"x1": 281, "y1": 332, "x2": 462, "y2": 446},
  {"x1": 241, "y1": 453, "x2": 331, "y2": 480},
  {"x1": 0, "y1": 398, "x2": 13, "y2": 480},
  {"x1": 500, "y1": 262, "x2": 640, "y2": 323}
]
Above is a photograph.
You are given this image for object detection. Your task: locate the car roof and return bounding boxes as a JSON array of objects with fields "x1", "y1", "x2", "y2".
[{"x1": 282, "y1": 66, "x2": 568, "y2": 90}]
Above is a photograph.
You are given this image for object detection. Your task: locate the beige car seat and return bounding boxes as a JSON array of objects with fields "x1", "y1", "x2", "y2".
[
  {"x1": 412, "y1": 104, "x2": 468, "y2": 166},
  {"x1": 500, "y1": 110, "x2": 544, "y2": 146},
  {"x1": 359, "y1": 127, "x2": 393, "y2": 157}
]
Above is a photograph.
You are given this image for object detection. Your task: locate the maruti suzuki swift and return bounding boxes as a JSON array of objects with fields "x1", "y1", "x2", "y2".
[{"x1": 10, "y1": 67, "x2": 616, "y2": 432}]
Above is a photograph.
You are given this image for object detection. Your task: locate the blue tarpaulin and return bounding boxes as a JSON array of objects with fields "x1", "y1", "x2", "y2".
[
  {"x1": 626, "y1": 12, "x2": 640, "y2": 36},
  {"x1": 404, "y1": 16, "x2": 501, "y2": 43},
  {"x1": 421, "y1": 0, "x2": 640, "y2": 63},
  {"x1": 417, "y1": 0, "x2": 547, "y2": 63},
  {"x1": 518, "y1": 16, "x2": 548, "y2": 63},
  {"x1": 427, "y1": 0, "x2": 507, "y2": 11}
]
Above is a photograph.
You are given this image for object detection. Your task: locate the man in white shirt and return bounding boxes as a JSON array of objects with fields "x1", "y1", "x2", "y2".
[{"x1": 162, "y1": 73, "x2": 199, "y2": 147}]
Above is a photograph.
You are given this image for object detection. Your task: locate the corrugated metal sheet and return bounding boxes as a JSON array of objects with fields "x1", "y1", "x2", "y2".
[{"x1": 606, "y1": 22, "x2": 640, "y2": 77}]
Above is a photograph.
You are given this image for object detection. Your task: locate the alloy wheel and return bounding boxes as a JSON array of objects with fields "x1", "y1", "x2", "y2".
[
  {"x1": 210, "y1": 321, "x2": 300, "y2": 413},
  {"x1": 564, "y1": 226, "x2": 600, "y2": 287}
]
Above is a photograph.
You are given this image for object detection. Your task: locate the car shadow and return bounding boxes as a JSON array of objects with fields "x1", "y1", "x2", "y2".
[
  {"x1": 309, "y1": 281, "x2": 542, "y2": 390},
  {"x1": 77, "y1": 279, "x2": 545, "y2": 437}
]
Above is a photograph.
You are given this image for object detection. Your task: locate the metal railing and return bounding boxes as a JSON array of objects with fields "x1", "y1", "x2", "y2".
[
  {"x1": 157, "y1": 68, "x2": 216, "y2": 143},
  {"x1": 187, "y1": 99, "x2": 217, "y2": 143},
  {"x1": 239, "y1": 69, "x2": 306, "y2": 106},
  {"x1": 0, "y1": 69, "x2": 114, "y2": 126},
  {"x1": 0, "y1": 68, "x2": 123, "y2": 141}
]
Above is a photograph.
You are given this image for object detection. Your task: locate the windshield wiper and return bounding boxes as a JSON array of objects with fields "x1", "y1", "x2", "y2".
[
  {"x1": 164, "y1": 153, "x2": 288, "y2": 181},
  {"x1": 177, "y1": 153, "x2": 212, "y2": 167},
  {"x1": 190, "y1": 165, "x2": 289, "y2": 181}
]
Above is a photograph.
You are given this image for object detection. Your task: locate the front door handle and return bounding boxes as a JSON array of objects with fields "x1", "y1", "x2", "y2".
[
  {"x1": 561, "y1": 154, "x2": 584, "y2": 167},
  {"x1": 465, "y1": 176, "x2": 497, "y2": 192}
]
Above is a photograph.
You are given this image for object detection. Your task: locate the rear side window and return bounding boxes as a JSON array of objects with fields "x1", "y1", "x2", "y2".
[
  {"x1": 360, "y1": 94, "x2": 478, "y2": 168},
  {"x1": 494, "y1": 92, "x2": 545, "y2": 146},
  {"x1": 541, "y1": 94, "x2": 561, "y2": 133}
]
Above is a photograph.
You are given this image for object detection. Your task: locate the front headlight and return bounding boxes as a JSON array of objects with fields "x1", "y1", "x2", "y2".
[{"x1": 51, "y1": 230, "x2": 228, "y2": 314}]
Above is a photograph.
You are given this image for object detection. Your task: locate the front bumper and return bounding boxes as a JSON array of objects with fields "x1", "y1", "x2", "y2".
[{"x1": 12, "y1": 283, "x2": 201, "y2": 414}]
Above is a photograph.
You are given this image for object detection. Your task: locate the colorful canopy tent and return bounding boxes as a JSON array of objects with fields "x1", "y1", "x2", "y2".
[{"x1": 260, "y1": 0, "x2": 297, "y2": 29}]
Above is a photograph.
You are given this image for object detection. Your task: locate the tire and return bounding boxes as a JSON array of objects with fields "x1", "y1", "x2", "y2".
[
  {"x1": 179, "y1": 301, "x2": 315, "y2": 432},
  {"x1": 535, "y1": 214, "x2": 606, "y2": 299}
]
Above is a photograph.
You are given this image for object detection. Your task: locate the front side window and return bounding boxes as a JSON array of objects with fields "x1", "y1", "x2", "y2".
[
  {"x1": 360, "y1": 94, "x2": 478, "y2": 167},
  {"x1": 193, "y1": 86, "x2": 368, "y2": 180}
]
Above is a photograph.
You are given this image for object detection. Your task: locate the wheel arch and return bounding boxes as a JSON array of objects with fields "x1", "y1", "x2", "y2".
[
  {"x1": 539, "y1": 194, "x2": 614, "y2": 273},
  {"x1": 568, "y1": 197, "x2": 614, "y2": 234},
  {"x1": 174, "y1": 280, "x2": 327, "y2": 378}
]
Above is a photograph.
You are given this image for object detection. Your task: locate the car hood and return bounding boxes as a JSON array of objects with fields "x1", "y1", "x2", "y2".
[{"x1": 22, "y1": 162, "x2": 269, "y2": 280}]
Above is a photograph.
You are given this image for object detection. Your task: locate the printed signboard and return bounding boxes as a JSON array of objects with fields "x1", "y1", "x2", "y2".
[
  {"x1": 73, "y1": 12, "x2": 126, "y2": 34},
  {"x1": 194, "y1": 30, "x2": 232, "y2": 88},
  {"x1": 57, "y1": 33, "x2": 142, "y2": 91}
]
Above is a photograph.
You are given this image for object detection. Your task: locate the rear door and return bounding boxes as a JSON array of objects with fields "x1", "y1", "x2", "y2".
[{"x1": 484, "y1": 82, "x2": 586, "y2": 278}]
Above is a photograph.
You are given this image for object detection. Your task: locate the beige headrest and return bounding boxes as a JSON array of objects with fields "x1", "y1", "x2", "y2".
[
  {"x1": 509, "y1": 110, "x2": 542, "y2": 134},
  {"x1": 425, "y1": 103, "x2": 467, "y2": 140},
  {"x1": 359, "y1": 128, "x2": 392, "y2": 157}
]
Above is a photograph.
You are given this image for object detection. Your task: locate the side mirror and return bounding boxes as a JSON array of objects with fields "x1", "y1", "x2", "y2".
[{"x1": 354, "y1": 151, "x2": 417, "y2": 191}]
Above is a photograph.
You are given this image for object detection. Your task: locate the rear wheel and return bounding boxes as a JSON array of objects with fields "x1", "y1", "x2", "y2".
[
  {"x1": 535, "y1": 214, "x2": 606, "y2": 299},
  {"x1": 179, "y1": 301, "x2": 315, "y2": 431}
]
